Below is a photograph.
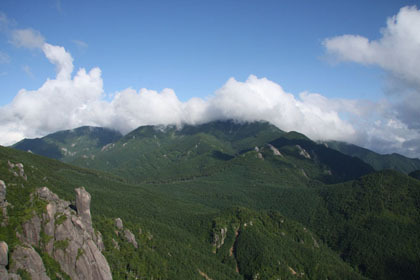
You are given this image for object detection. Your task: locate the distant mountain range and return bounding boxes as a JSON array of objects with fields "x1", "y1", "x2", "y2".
[
  {"x1": 13, "y1": 121, "x2": 420, "y2": 177},
  {"x1": 2, "y1": 120, "x2": 419, "y2": 279},
  {"x1": 324, "y1": 140, "x2": 420, "y2": 174}
]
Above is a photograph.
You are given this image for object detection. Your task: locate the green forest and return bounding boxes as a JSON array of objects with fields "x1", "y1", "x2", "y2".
[{"x1": 2, "y1": 120, "x2": 420, "y2": 279}]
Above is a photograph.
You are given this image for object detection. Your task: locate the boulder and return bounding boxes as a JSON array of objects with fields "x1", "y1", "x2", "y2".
[{"x1": 115, "y1": 218, "x2": 123, "y2": 230}]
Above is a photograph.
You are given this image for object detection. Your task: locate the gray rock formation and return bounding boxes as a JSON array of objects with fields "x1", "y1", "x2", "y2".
[
  {"x1": 7, "y1": 161, "x2": 27, "y2": 181},
  {"x1": 124, "y1": 229, "x2": 138, "y2": 248},
  {"x1": 16, "y1": 186, "x2": 112, "y2": 280},
  {"x1": 115, "y1": 217, "x2": 123, "y2": 230},
  {"x1": 0, "y1": 180, "x2": 6, "y2": 205},
  {"x1": 75, "y1": 187, "x2": 93, "y2": 234},
  {"x1": 10, "y1": 245, "x2": 49, "y2": 280},
  {"x1": 0, "y1": 241, "x2": 21, "y2": 280},
  {"x1": 267, "y1": 144, "x2": 283, "y2": 157},
  {"x1": 0, "y1": 180, "x2": 8, "y2": 226},
  {"x1": 0, "y1": 241, "x2": 7, "y2": 266},
  {"x1": 296, "y1": 145, "x2": 311, "y2": 159},
  {"x1": 0, "y1": 241, "x2": 8, "y2": 278},
  {"x1": 114, "y1": 217, "x2": 138, "y2": 248},
  {"x1": 21, "y1": 215, "x2": 42, "y2": 247},
  {"x1": 212, "y1": 227, "x2": 227, "y2": 250}
]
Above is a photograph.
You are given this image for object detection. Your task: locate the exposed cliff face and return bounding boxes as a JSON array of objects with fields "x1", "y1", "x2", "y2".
[
  {"x1": 10, "y1": 245, "x2": 49, "y2": 280},
  {"x1": 0, "y1": 175, "x2": 112, "y2": 280}
]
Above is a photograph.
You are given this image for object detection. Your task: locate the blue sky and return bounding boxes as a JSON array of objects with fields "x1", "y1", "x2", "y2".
[
  {"x1": 1, "y1": 0, "x2": 420, "y2": 157},
  {"x1": 1, "y1": 0, "x2": 413, "y2": 103}
]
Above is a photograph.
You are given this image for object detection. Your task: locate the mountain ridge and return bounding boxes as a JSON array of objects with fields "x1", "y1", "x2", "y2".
[{"x1": 12, "y1": 121, "x2": 420, "y2": 177}]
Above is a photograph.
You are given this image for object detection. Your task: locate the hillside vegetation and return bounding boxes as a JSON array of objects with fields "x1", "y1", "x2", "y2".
[
  {"x1": 4, "y1": 120, "x2": 420, "y2": 279},
  {"x1": 325, "y1": 140, "x2": 420, "y2": 174}
]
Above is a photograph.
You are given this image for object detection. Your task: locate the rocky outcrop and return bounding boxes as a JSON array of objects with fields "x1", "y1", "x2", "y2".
[
  {"x1": 10, "y1": 245, "x2": 49, "y2": 280},
  {"x1": 20, "y1": 215, "x2": 42, "y2": 247},
  {"x1": 267, "y1": 144, "x2": 283, "y2": 157},
  {"x1": 0, "y1": 242, "x2": 7, "y2": 267},
  {"x1": 75, "y1": 187, "x2": 93, "y2": 234},
  {"x1": 115, "y1": 217, "x2": 123, "y2": 230},
  {"x1": 0, "y1": 241, "x2": 8, "y2": 278},
  {"x1": 0, "y1": 241, "x2": 21, "y2": 280},
  {"x1": 124, "y1": 229, "x2": 138, "y2": 249},
  {"x1": 16, "y1": 186, "x2": 112, "y2": 280},
  {"x1": 296, "y1": 145, "x2": 311, "y2": 159},
  {"x1": 114, "y1": 217, "x2": 138, "y2": 248},
  {"x1": 0, "y1": 180, "x2": 8, "y2": 226},
  {"x1": 212, "y1": 227, "x2": 227, "y2": 250},
  {"x1": 0, "y1": 180, "x2": 6, "y2": 204},
  {"x1": 7, "y1": 161, "x2": 27, "y2": 181}
]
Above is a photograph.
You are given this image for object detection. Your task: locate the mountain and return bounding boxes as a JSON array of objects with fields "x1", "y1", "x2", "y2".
[
  {"x1": 5, "y1": 120, "x2": 420, "y2": 279},
  {"x1": 13, "y1": 126, "x2": 122, "y2": 162},
  {"x1": 16, "y1": 120, "x2": 372, "y2": 185},
  {"x1": 325, "y1": 140, "x2": 420, "y2": 174}
]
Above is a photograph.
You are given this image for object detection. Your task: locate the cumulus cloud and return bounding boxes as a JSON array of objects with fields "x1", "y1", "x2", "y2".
[
  {"x1": 42, "y1": 43, "x2": 74, "y2": 80},
  {"x1": 0, "y1": 33, "x2": 359, "y2": 148},
  {"x1": 324, "y1": 6, "x2": 420, "y2": 87},
  {"x1": 206, "y1": 76, "x2": 356, "y2": 141},
  {"x1": 323, "y1": 5, "x2": 420, "y2": 157}
]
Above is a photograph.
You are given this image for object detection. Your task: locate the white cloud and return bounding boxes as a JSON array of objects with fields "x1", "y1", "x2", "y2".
[
  {"x1": 323, "y1": 5, "x2": 420, "y2": 156},
  {"x1": 11, "y1": 28, "x2": 45, "y2": 49},
  {"x1": 0, "y1": 36, "x2": 359, "y2": 148},
  {"x1": 206, "y1": 76, "x2": 356, "y2": 141},
  {"x1": 42, "y1": 43, "x2": 74, "y2": 80},
  {"x1": 324, "y1": 5, "x2": 420, "y2": 87}
]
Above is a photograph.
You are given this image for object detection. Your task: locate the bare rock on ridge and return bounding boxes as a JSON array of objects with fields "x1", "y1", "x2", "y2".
[
  {"x1": 17, "y1": 186, "x2": 112, "y2": 280},
  {"x1": 75, "y1": 187, "x2": 93, "y2": 234}
]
